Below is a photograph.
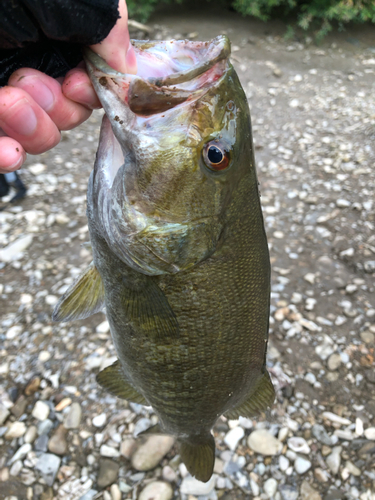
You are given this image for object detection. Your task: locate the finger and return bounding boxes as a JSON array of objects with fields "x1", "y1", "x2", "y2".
[
  {"x1": 0, "y1": 86, "x2": 60, "y2": 155},
  {"x1": 8, "y1": 68, "x2": 92, "y2": 130},
  {"x1": 62, "y1": 66, "x2": 101, "y2": 109},
  {"x1": 0, "y1": 136, "x2": 26, "y2": 173},
  {"x1": 90, "y1": 0, "x2": 137, "y2": 74}
]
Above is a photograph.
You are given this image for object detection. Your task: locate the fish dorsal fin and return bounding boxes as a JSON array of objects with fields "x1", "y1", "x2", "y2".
[
  {"x1": 52, "y1": 261, "x2": 105, "y2": 322},
  {"x1": 96, "y1": 360, "x2": 147, "y2": 405},
  {"x1": 225, "y1": 371, "x2": 275, "y2": 420},
  {"x1": 123, "y1": 279, "x2": 179, "y2": 341},
  {"x1": 179, "y1": 433, "x2": 215, "y2": 483}
]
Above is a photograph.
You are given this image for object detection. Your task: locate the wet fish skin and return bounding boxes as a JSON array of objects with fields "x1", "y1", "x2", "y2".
[{"x1": 53, "y1": 36, "x2": 274, "y2": 482}]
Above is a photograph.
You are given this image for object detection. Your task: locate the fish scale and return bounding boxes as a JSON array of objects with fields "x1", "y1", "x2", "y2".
[{"x1": 53, "y1": 35, "x2": 274, "y2": 482}]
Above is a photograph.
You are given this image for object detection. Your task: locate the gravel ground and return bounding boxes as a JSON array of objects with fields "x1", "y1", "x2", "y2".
[{"x1": 0, "y1": 7, "x2": 374, "y2": 500}]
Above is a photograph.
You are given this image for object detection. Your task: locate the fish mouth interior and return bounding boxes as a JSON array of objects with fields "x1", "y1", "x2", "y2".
[{"x1": 84, "y1": 35, "x2": 231, "y2": 116}]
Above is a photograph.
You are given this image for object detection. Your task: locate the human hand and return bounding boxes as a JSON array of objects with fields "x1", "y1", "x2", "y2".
[{"x1": 0, "y1": 0, "x2": 137, "y2": 174}]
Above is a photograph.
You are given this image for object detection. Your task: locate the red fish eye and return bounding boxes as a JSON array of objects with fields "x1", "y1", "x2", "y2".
[{"x1": 203, "y1": 142, "x2": 230, "y2": 171}]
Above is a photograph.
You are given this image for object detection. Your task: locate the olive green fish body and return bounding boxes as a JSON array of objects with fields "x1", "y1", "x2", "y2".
[{"x1": 54, "y1": 36, "x2": 274, "y2": 482}]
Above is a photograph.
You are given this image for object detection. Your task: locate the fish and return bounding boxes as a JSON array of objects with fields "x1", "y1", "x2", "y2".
[{"x1": 53, "y1": 35, "x2": 274, "y2": 482}]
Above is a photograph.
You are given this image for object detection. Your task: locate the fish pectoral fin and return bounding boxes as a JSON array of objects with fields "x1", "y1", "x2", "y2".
[
  {"x1": 52, "y1": 261, "x2": 105, "y2": 322},
  {"x1": 123, "y1": 279, "x2": 179, "y2": 340},
  {"x1": 179, "y1": 434, "x2": 215, "y2": 483},
  {"x1": 225, "y1": 370, "x2": 275, "y2": 419},
  {"x1": 136, "y1": 423, "x2": 163, "y2": 436},
  {"x1": 96, "y1": 360, "x2": 147, "y2": 405}
]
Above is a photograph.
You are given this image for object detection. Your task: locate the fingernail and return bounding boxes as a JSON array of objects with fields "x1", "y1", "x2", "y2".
[
  {"x1": 29, "y1": 82, "x2": 55, "y2": 111},
  {"x1": 4, "y1": 100, "x2": 37, "y2": 136}
]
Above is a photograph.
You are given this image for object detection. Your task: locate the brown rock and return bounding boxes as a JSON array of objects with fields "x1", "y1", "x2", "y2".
[
  {"x1": 120, "y1": 437, "x2": 137, "y2": 459},
  {"x1": 131, "y1": 436, "x2": 175, "y2": 471},
  {"x1": 48, "y1": 425, "x2": 68, "y2": 455},
  {"x1": 300, "y1": 480, "x2": 322, "y2": 500},
  {"x1": 24, "y1": 377, "x2": 41, "y2": 396},
  {"x1": 97, "y1": 459, "x2": 119, "y2": 488}
]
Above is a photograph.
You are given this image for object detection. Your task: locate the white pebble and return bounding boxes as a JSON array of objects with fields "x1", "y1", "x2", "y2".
[
  {"x1": 224, "y1": 426, "x2": 245, "y2": 451},
  {"x1": 263, "y1": 478, "x2": 278, "y2": 498},
  {"x1": 92, "y1": 413, "x2": 107, "y2": 428},
  {"x1": 32, "y1": 401, "x2": 50, "y2": 421},
  {"x1": 287, "y1": 437, "x2": 310, "y2": 454},
  {"x1": 294, "y1": 457, "x2": 311, "y2": 474},
  {"x1": 96, "y1": 321, "x2": 110, "y2": 333},
  {"x1": 364, "y1": 427, "x2": 375, "y2": 440}
]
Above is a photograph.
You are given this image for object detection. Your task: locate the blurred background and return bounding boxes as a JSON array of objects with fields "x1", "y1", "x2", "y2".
[{"x1": 0, "y1": 3, "x2": 374, "y2": 500}]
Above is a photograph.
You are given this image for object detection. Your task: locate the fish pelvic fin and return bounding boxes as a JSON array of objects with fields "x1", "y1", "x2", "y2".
[
  {"x1": 123, "y1": 278, "x2": 179, "y2": 341},
  {"x1": 179, "y1": 433, "x2": 215, "y2": 483},
  {"x1": 52, "y1": 261, "x2": 105, "y2": 322},
  {"x1": 97, "y1": 360, "x2": 147, "y2": 405},
  {"x1": 225, "y1": 370, "x2": 275, "y2": 420}
]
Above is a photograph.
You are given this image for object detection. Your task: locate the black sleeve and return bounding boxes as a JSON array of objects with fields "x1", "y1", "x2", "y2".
[{"x1": 0, "y1": 0, "x2": 119, "y2": 86}]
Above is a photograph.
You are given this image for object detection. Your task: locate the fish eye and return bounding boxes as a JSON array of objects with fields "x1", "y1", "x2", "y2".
[{"x1": 203, "y1": 141, "x2": 230, "y2": 171}]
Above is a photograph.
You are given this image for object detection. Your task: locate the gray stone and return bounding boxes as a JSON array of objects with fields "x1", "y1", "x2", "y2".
[
  {"x1": 364, "y1": 260, "x2": 375, "y2": 273},
  {"x1": 326, "y1": 446, "x2": 342, "y2": 475},
  {"x1": 9, "y1": 443, "x2": 31, "y2": 464},
  {"x1": 264, "y1": 478, "x2": 278, "y2": 498},
  {"x1": 38, "y1": 419, "x2": 53, "y2": 435},
  {"x1": 312, "y1": 424, "x2": 333, "y2": 445},
  {"x1": 280, "y1": 485, "x2": 299, "y2": 500},
  {"x1": 34, "y1": 433, "x2": 49, "y2": 452},
  {"x1": 97, "y1": 459, "x2": 119, "y2": 488},
  {"x1": 180, "y1": 474, "x2": 217, "y2": 495},
  {"x1": 131, "y1": 435, "x2": 175, "y2": 471},
  {"x1": 79, "y1": 490, "x2": 98, "y2": 500},
  {"x1": 294, "y1": 457, "x2": 312, "y2": 474},
  {"x1": 64, "y1": 402, "x2": 82, "y2": 429},
  {"x1": 35, "y1": 453, "x2": 61, "y2": 486},
  {"x1": 139, "y1": 481, "x2": 173, "y2": 500},
  {"x1": 247, "y1": 429, "x2": 282, "y2": 455}
]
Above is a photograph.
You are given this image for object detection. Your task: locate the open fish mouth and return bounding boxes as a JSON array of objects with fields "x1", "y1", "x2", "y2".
[{"x1": 84, "y1": 35, "x2": 231, "y2": 116}]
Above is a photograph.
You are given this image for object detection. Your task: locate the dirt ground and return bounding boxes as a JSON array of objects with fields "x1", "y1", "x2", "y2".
[{"x1": 0, "y1": 6, "x2": 374, "y2": 500}]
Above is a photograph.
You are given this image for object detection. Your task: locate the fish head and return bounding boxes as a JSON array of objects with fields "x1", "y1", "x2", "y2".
[{"x1": 85, "y1": 36, "x2": 252, "y2": 275}]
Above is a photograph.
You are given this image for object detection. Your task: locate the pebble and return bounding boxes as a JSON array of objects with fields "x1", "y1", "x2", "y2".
[
  {"x1": 300, "y1": 481, "x2": 322, "y2": 500},
  {"x1": 5, "y1": 325, "x2": 23, "y2": 340},
  {"x1": 355, "y1": 418, "x2": 364, "y2": 436},
  {"x1": 344, "y1": 460, "x2": 361, "y2": 476},
  {"x1": 279, "y1": 455, "x2": 290, "y2": 471},
  {"x1": 35, "y1": 453, "x2": 61, "y2": 486},
  {"x1": 38, "y1": 418, "x2": 53, "y2": 435},
  {"x1": 139, "y1": 481, "x2": 173, "y2": 500},
  {"x1": 364, "y1": 260, "x2": 375, "y2": 273},
  {"x1": 120, "y1": 437, "x2": 137, "y2": 459},
  {"x1": 360, "y1": 331, "x2": 375, "y2": 344},
  {"x1": 48, "y1": 425, "x2": 68, "y2": 455},
  {"x1": 248, "y1": 429, "x2": 283, "y2": 455},
  {"x1": 110, "y1": 484, "x2": 122, "y2": 500},
  {"x1": 327, "y1": 353, "x2": 342, "y2": 371},
  {"x1": 92, "y1": 413, "x2": 107, "y2": 428},
  {"x1": 224, "y1": 426, "x2": 245, "y2": 451},
  {"x1": 162, "y1": 465, "x2": 177, "y2": 482},
  {"x1": 326, "y1": 446, "x2": 342, "y2": 475},
  {"x1": 322, "y1": 412, "x2": 351, "y2": 426},
  {"x1": 31, "y1": 401, "x2": 50, "y2": 421},
  {"x1": 24, "y1": 425, "x2": 37, "y2": 444},
  {"x1": 312, "y1": 425, "x2": 333, "y2": 445},
  {"x1": 294, "y1": 457, "x2": 312, "y2": 474},
  {"x1": 100, "y1": 444, "x2": 120, "y2": 458},
  {"x1": 364, "y1": 427, "x2": 375, "y2": 440},
  {"x1": 97, "y1": 459, "x2": 120, "y2": 488},
  {"x1": 314, "y1": 468, "x2": 329, "y2": 483},
  {"x1": 288, "y1": 437, "x2": 310, "y2": 454},
  {"x1": 131, "y1": 435, "x2": 175, "y2": 471},
  {"x1": 180, "y1": 474, "x2": 217, "y2": 495},
  {"x1": 280, "y1": 484, "x2": 299, "y2": 500},
  {"x1": 64, "y1": 402, "x2": 82, "y2": 429},
  {"x1": 96, "y1": 321, "x2": 110, "y2": 333},
  {"x1": 5, "y1": 421, "x2": 26, "y2": 439},
  {"x1": 264, "y1": 478, "x2": 278, "y2": 498},
  {"x1": 9, "y1": 443, "x2": 32, "y2": 464},
  {"x1": 9, "y1": 460, "x2": 23, "y2": 477},
  {"x1": 0, "y1": 234, "x2": 33, "y2": 262},
  {"x1": 0, "y1": 404, "x2": 10, "y2": 425}
]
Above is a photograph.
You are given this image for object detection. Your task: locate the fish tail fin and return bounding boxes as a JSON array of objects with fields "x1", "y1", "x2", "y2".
[{"x1": 179, "y1": 433, "x2": 215, "y2": 483}]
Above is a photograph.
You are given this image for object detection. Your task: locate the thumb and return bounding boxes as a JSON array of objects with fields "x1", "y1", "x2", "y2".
[{"x1": 89, "y1": 0, "x2": 137, "y2": 75}]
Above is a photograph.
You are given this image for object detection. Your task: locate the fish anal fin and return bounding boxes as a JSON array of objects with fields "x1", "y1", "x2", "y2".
[
  {"x1": 52, "y1": 261, "x2": 104, "y2": 322},
  {"x1": 96, "y1": 360, "x2": 147, "y2": 405},
  {"x1": 179, "y1": 434, "x2": 215, "y2": 483},
  {"x1": 225, "y1": 371, "x2": 275, "y2": 420},
  {"x1": 123, "y1": 279, "x2": 179, "y2": 341}
]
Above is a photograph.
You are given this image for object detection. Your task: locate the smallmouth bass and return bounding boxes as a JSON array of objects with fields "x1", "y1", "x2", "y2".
[{"x1": 53, "y1": 36, "x2": 274, "y2": 482}]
